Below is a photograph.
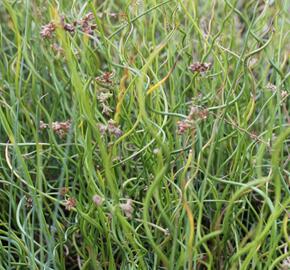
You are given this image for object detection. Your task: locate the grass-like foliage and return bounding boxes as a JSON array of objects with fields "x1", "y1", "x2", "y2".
[{"x1": 0, "y1": 0, "x2": 289, "y2": 269}]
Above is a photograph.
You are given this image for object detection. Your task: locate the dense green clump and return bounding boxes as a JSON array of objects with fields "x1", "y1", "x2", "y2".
[{"x1": 0, "y1": 0, "x2": 289, "y2": 269}]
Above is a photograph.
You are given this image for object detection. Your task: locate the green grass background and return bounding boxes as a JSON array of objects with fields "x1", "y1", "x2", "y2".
[{"x1": 0, "y1": 0, "x2": 289, "y2": 269}]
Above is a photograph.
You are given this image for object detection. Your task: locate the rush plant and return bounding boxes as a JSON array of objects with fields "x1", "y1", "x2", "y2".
[{"x1": 0, "y1": 0, "x2": 289, "y2": 269}]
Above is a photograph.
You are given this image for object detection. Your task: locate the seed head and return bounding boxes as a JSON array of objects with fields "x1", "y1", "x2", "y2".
[
  {"x1": 40, "y1": 22, "x2": 56, "y2": 39},
  {"x1": 63, "y1": 23, "x2": 75, "y2": 33},
  {"x1": 64, "y1": 197, "x2": 76, "y2": 211},
  {"x1": 189, "y1": 62, "x2": 212, "y2": 73},
  {"x1": 120, "y1": 199, "x2": 134, "y2": 219},
  {"x1": 266, "y1": 83, "x2": 276, "y2": 92},
  {"x1": 52, "y1": 120, "x2": 72, "y2": 138},
  {"x1": 96, "y1": 71, "x2": 115, "y2": 84},
  {"x1": 177, "y1": 120, "x2": 192, "y2": 134},
  {"x1": 92, "y1": 194, "x2": 104, "y2": 206},
  {"x1": 25, "y1": 196, "x2": 33, "y2": 208},
  {"x1": 80, "y1": 12, "x2": 96, "y2": 35},
  {"x1": 60, "y1": 187, "x2": 69, "y2": 196},
  {"x1": 101, "y1": 103, "x2": 113, "y2": 116},
  {"x1": 97, "y1": 92, "x2": 113, "y2": 103},
  {"x1": 97, "y1": 123, "x2": 107, "y2": 135},
  {"x1": 281, "y1": 90, "x2": 288, "y2": 99},
  {"x1": 39, "y1": 120, "x2": 48, "y2": 129},
  {"x1": 107, "y1": 119, "x2": 122, "y2": 137}
]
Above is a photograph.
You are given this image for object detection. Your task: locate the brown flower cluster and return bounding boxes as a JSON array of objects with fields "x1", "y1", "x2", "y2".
[
  {"x1": 64, "y1": 197, "x2": 76, "y2": 211},
  {"x1": 51, "y1": 120, "x2": 72, "y2": 138},
  {"x1": 266, "y1": 82, "x2": 276, "y2": 92},
  {"x1": 120, "y1": 199, "x2": 134, "y2": 219},
  {"x1": 177, "y1": 106, "x2": 208, "y2": 135},
  {"x1": 25, "y1": 196, "x2": 33, "y2": 208},
  {"x1": 40, "y1": 22, "x2": 56, "y2": 39},
  {"x1": 107, "y1": 119, "x2": 123, "y2": 137},
  {"x1": 40, "y1": 12, "x2": 97, "y2": 40},
  {"x1": 79, "y1": 12, "x2": 96, "y2": 35},
  {"x1": 95, "y1": 73, "x2": 115, "y2": 116},
  {"x1": 96, "y1": 71, "x2": 115, "y2": 85},
  {"x1": 97, "y1": 91, "x2": 113, "y2": 116},
  {"x1": 97, "y1": 119, "x2": 122, "y2": 137},
  {"x1": 40, "y1": 17, "x2": 75, "y2": 39},
  {"x1": 177, "y1": 121, "x2": 192, "y2": 135},
  {"x1": 39, "y1": 120, "x2": 72, "y2": 138},
  {"x1": 61, "y1": 16, "x2": 75, "y2": 34},
  {"x1": 189, "y1": 62, "x2": 212, "y2": 73}
]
